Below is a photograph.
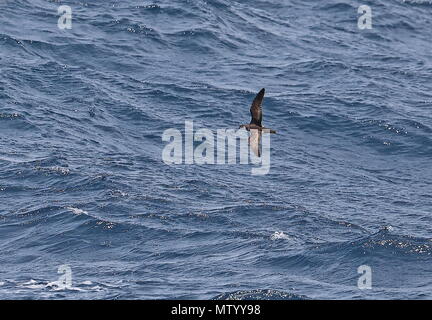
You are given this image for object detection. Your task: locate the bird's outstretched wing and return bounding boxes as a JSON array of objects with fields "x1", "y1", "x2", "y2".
[
  {"x1": 250, "y1": 88, "x2": 264, "y2": 126},
  {"x1": 249, "y1": 129, "x2": 261, "y2": 157}
]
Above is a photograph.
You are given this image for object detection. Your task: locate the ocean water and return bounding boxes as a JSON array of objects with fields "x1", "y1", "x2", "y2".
[{"x1": 1, "y1": 0, "x2": 432, "y2": 299}]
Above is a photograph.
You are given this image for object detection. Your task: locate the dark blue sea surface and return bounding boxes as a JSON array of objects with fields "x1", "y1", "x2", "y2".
[{"x1": 1, "y1": 0, "x2": 432, "y2": 299}]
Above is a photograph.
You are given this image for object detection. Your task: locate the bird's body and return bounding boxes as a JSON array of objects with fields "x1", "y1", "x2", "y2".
[
  {"x1": 239, "y1": 88, "x2": 276, "y2": 157},
  {"x1": 240, "y1": 123, "x2": 276, "y2": 134}
]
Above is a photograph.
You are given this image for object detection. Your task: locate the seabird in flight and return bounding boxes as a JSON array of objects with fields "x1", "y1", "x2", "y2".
[{"x1": 239, "y1": 88, "x2": 276, "y2": 157}]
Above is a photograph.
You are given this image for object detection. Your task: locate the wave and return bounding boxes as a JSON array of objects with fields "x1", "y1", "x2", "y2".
[{"x1": 212, "y1": 289, "x2": 309, "y2": 300}]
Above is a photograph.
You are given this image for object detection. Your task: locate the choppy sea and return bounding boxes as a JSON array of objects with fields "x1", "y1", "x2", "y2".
[{"x1": 1, "y1": 0, "x2": 432, "y2": 299}]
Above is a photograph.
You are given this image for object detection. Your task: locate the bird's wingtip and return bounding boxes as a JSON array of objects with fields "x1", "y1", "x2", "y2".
[{"x1": 254, "y1": 88, "x2": 265, "y2": 100}]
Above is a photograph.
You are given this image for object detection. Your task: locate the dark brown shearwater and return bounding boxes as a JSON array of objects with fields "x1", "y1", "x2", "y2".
[{"x1": 239, "y1": 88, "x2": 276, "y2": 157}]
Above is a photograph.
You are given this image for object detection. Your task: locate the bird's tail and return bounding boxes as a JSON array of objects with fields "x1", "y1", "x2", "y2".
[{"x1": 262, "y1": 128, "x2": 276, "y2": 134}]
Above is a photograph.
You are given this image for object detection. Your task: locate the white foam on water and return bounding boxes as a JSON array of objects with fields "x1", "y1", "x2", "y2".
[
  {"x1": 270, "y1": 231, "x2": 290, "y2": 240},
  {"x1": 67, "y1": 207, "x2": 88, "y2": 215}
]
